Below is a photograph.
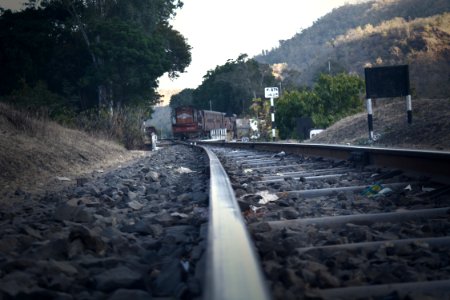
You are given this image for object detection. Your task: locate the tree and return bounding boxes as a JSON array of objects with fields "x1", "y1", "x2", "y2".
[
  {"x1": 193, "y1": 55, "x2": 277, "y2": 115},
  {"x1": 275, "y1": 73, "x2": 364, "y2": 139},
  {"x1": 170, "y1": 88, "x2": 194, "y2": 108},
  {"x1": 313, "y1": 72, "x2": 364, "y2": 126},
  {"x1": 0, "y1": 6, "x2": 87, "y2": 109},
  {"x1": 0, "y1": 0, "x2": 191, "y2": 114},
  {"x1": 275, "y1": 89, "x2": 319, "y2": 139}
]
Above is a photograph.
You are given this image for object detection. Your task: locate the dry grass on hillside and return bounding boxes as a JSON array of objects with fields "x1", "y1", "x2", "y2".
[
  {"x1": 0, "y1": 103, "x2": 144, "y2": 199},
  {"x1": 309, "y1": 98, "x2": 450, "y2": 151}
]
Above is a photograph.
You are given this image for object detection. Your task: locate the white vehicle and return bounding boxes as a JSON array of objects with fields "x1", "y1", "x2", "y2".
[{"x1": 309, "y1": 129, "x2": 324, "y2": 138}]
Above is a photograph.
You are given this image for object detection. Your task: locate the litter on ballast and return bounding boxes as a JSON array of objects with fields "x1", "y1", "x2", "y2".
[
  {"x1": 257, "y1": 190, "x2": 279, "y2": 204},
  {"x1": 361, "y1": 183, "x2": 383, "y2": 196},
  {"x1": 378, "y1": 187, "x2": 393, "y2": 195},
  {"x1": 180, "y1": 259, "x2": 190, "y2": 272},
  {"x1": 272, "y1": 151, "x2": 286, "y2": 158},
  {"x1": 171, "y1": 212, "x2": 189, "y2": 218},
  {"x1": 176, "y1": 167, "x2": 195, "y2": 174}
]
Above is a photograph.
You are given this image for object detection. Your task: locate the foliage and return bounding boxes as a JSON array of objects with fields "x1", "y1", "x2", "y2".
[
  {"x1": 192, "y1": 54, "x2": 277, "y2": 116},
  {"x1": 0, "y1": 0, "x2": 191, "y2": 147},
  {"x1": 170, "y1": 88, "x2": 194, "y2": 108},
  {"x1": 275, "y1": 90, "x2": 318, "y2": 139},
  {"x1": 75, "y1": 105, "x2": 148, "y2": 149},
  {"x1": 249, "y1": 97, "x2": 272, "y2": 140},
  {"x1": 0, "y1": 80, "x2": 78, "y2": 125},
  {"x1": 312, "y1": 73, "x2": 365, "y2": 127},
  {"x1": 275, "y1": 73, "x2": 364, "y2": 139},
  {"x1": 0, "y1": 0, "x2": 191, "y2": 111}
]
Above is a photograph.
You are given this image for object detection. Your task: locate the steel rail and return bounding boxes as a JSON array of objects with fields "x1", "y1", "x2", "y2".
[
  {"x1": 256, "y1": 206, "x2": 450, "y2": 230},
  {"x1": 199, "y1": 141, "x2": 450, "y2": 178},
  {"x1": 201, "y1": 145, "x2": 271, "y2": 300},
  {"x1": 318, "y1": 279, "x2": 450, "y2": 299}
]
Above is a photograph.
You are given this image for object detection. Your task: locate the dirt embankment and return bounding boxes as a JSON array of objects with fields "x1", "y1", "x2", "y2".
[
  {"x1": 308, "y1": 98, "x2": 450, "y2": 151},
  {"x1": 0, "y1": 103, "x2": 145, "y2": 200}
]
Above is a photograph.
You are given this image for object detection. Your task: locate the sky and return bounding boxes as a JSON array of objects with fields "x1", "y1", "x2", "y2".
[
  {"x1": 0, "y1": 0, "x2": 358, "y2": 90},
  {"x1": 159, "y1": 0, "x2": 359, "y2": 90}
]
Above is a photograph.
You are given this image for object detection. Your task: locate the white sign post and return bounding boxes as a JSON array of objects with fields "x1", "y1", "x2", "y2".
[{"x1": 264, "y1": 87, "x2": 279, "y2": 141}]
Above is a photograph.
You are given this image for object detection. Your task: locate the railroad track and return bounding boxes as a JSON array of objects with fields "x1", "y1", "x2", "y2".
[{"x1": 200, "y1": 142, "x2": 450, "y2": 300}]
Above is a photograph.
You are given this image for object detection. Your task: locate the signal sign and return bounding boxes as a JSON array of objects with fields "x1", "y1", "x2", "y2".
[{"x1": 265, "y1": 87, "x2": 279, "y2": 98}]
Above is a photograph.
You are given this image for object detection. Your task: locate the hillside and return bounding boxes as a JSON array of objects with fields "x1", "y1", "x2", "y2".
[
  {"x1": 0, "y1": 103, "x2": 144, "y2": 199},
  {"x1": 308, "y1": 98, "x2": 450, "y2": 151},
  {"x1": 256, "y1": 0, "x2": 450, "y2": 98}
]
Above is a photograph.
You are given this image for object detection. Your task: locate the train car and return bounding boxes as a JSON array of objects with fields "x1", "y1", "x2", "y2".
[
  {"x1": 200, "y1": 110, "x2": 224, "y2": 132},
  {"x1": 172, "y1": 106, "x2": 202, "y2": 139},
  {"x1": 172, "y1": 106, "x2": 237, "y2": 140}
]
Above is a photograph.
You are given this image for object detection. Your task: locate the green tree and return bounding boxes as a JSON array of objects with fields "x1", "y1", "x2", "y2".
[
  {"x1": 275, "y1": 89, "x2": 319, "y2": 139},
  {"x1": 313, "y1": 72, "x2": 364, "y2": 126},
  {"x1": 275, "y1": 73, "x2": 364, "y2": 139},
  {"x1": 170, "y1": 88, "x2": 194, "y2": 108},
  {"x1": 0, "y1": 0, "x2": 191, "y2": 113},
  {"x1": 193, "y1": 54, "x2": 277, "y2": 115}
]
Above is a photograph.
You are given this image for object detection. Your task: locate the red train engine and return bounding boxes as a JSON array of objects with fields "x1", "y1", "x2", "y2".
[{"x1": 172, "y1": 106, "x2": 236, "y2": 140}]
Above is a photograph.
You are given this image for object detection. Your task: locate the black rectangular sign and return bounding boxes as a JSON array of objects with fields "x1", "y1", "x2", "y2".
[{"x1": 365, "y1": 65, "x2": 410, "y2": 99}]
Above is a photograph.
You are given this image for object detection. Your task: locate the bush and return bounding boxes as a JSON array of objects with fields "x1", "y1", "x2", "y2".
[{"x1": 75, "y1": 106, "x2": 148, "y2": 149}]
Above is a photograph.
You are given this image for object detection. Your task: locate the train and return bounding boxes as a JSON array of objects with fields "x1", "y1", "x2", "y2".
[{"x1": 172, "y1": 106, "x2": 237, "y2": 140}]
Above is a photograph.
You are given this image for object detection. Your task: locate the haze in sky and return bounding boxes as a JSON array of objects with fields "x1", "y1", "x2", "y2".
[{"x1": 160, "y1": 0, "x2": 359, "y2": 90}]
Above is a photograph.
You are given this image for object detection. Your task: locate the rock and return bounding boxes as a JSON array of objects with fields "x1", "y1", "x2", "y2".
[
  {"x1": 94, "y1": 266, "x2": 143, "y2": 292},
  {"x1": 108, "y1": 289, "x2": 152, "y2": 300},
  {"x1": 0, "y1": 271, "x2": 37, "y2": 297},
  {"x1": 191, "y1": 191, "x2": 208, "y2": 203},
  {"x1": 280, "y1": 208, "x2": 299, "y2": 220},
  {"x1": 21, "y1": 225, "x2": 42, "y2": 240},
  {"x1": 152, "y1": 260, "x2": 183, "y2": 296},
  {"x1": 121, "y1": 221, "x2": 153, "y2": 236},
  {"x1": 263, "y1": 260, "x2": 283, "y2": 279},
  {"x1": 234, "y1": 188, "x2": 246, "y2": 197},
  {"x1": 0, "y1": 235, "x2": 19, "y2": 254},
  {"x1": 47, "y1": 273, "x2": 74, "y2": 292},
  {"x1": 153, "y1": 213, "x2": 175, "y2": 226},
  {"x1": 48, "y1": 259, "x2": 79, "y2": 276},
  {"x1": 177, "y1": 193, "x2": 192, "y2": 202},
  {"x1": 148, "y1": 224, "x2": 164, "y2": 237},
  {"x1": 54, "y1": 204, "x2": 94, "y2": 223},
  {"x1": 68, "y1": 238, "x2": 84, "y2": 258},
  {"x1": 147, "y1": 171, "x2": 160, "y2": 182},
  {"x1": 126, "y1": 191, "x2": 138, "y2": 202},
  {"x1": 237, "y1": 199, "x2": 251, "y2": 211},
  {"x1": 318, "y1": 270, "x2": 340, "y2": 288},
  {"x1": 251, "y1": 222, "x2": 271, "y2": 233},
  {"x1": 28, "y1": 238, "x2": 68, "y2": 260},
  {"x1": 165, "y1": 225, "x2": 196, "y2": 244},
  {"x1": 301, "y1": 268, "x2": 316, "y2": 284},
  {"x1": 280, "y1": 268, "x2": 305, "y2": 288},
  {"x1": 69, "y1": 225, "x2": 107, "y2": 255},
  {"x1": 140, "y1": 167, "x2": 150, "y2": 174},
  {"x1": 127, "y1": 200, "x2": 144, "y2": 211}
]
